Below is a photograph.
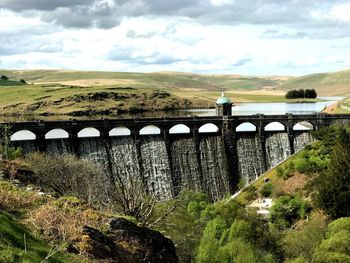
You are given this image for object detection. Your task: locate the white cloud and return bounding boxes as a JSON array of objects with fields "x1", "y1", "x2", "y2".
[
  {"x1": 210, "y1": 0, "x2": 234, "y2": 7},
  {"x1": 331, "y1": 3, "x2": 350, "y2": 23},
  {"x1": 0, "y1": 2, "x2": 350, "y2": 75}
]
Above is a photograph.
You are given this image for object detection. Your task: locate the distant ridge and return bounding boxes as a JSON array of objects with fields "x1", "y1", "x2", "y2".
[{"x1": 1, "y1": 68, "x2": 350, "y2": 95}]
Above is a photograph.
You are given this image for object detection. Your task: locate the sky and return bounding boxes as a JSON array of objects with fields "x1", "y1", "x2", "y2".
[{"x1": 1, "y1": 0, "x2": 350, "y2": 76}]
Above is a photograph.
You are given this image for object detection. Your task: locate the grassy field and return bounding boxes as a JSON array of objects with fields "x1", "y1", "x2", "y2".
[
  {"x1": 278, "y1": 69, "x2": 350, "y2": 96},
  {"x1": 0, "y1": 70, "x2": 291, "y2": 116},
  {"x1": 0, "y1": 69, "x2": 348, "y2": 116},
  {"x1": 1, "y1": 70, "x2": 286, "y2": 90}
]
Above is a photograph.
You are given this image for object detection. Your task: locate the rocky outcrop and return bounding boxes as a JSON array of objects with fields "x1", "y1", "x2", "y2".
[{"x1": 81, "y1": 218, "x2": 178, "y2": 263}]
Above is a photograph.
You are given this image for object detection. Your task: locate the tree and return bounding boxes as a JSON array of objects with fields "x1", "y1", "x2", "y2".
[
  {"x1": 305, "y1": 89, "x2": 317, "y2": 98},
  {"x1": 0, "y1": 125, "x2": 21, "y2": 160},
  {"x1": 112, "y1": 166, "x2": 158, "y2": 224},
  {"x1": 282, "y1": 217, "x2": 325, "y2": 261},
  {"x1": 313, "y1": 217, "x2": 350, "y2": 263},
  {"x1": 196, "y1": 217, "x2": 227, "y2": 263},
  {"x1": 0, "y1": 75, "x2": 8, "y2": 81},
  {"x1": 285, "y1": 89, "x2": 317, "y2": 99},
  {"x1": 313, "y1": 128, "x2": 350, "y2": 218}
]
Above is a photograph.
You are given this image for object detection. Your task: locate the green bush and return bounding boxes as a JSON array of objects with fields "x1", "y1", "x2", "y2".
[
  {"x1": 260, "y1": 183, "x2": 273, "y2": 197},
  {"x1": 0, "y1": 145, "x2": 22, "y2": 160},
  {"x1": 270, "y1": 195, "x2": 311, "y2": 229}
]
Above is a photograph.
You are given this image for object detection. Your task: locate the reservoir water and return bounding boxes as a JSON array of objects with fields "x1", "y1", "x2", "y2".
[{"x1": 181, "y1": 98, "x2": 340, "y2": 116}]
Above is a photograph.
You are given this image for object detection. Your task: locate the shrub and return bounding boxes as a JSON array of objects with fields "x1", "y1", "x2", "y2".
[
  {"x1": 0, "y1": 124, "x2": 22, "y2": 160},
  {"x1": 25, "y1": 153, "x2": 115, "y2": 207},
  {"x1": 276, "y1": 164, "x2": 293, "y2": 180},
  {"x1": 27, "y1": 197, "x2": 109, "y2": 246},
  {"x1": 260, "y1": 183, "x2": 273, "y2": 197},
  {"x1": 270, "y1": 195, "x2": 311, "y2": 229},
  {"x1": 244, "y1": 185, "x2": 257, "y2": 202},
  {"x1": 0, "y1": 181, "x2": 46, "y2": 214}
]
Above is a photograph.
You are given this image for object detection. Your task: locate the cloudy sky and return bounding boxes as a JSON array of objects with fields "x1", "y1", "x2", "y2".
[{"x1": 1, "y1": 0, "x2": 350, "y2": 75}]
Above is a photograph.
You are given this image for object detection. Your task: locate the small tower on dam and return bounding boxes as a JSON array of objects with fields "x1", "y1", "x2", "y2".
[{"x1": 216, "y1": 91, "x2": 233, "y2": 116}]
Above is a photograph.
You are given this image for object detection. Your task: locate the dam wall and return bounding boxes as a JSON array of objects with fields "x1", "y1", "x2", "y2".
[
  {"x1": 6, "y1": 113, "x2": 347, "y2": 200},
  {"x1": 13, "y1": 129, "x2": 313, "y2": 201}
]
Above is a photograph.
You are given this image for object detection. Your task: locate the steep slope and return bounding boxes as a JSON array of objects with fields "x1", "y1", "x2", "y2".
[{"x1": 0, "y1": 211, "x2": 77, "y2": 262}]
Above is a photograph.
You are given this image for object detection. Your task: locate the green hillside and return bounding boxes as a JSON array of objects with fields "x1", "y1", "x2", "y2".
[
  {"x1": 278, "y1": 69, "x2": 350, "y2": 96},
  {"x1": 1, "y1": 68, "x2": 350, "y2": 117},
  {"x1": 1, "y1": 69, "x2": 285, "y2": 91},
  {"x1": 0, "y1": 212, "x2": 78, "y2": 262},
  {"x1": 0, "y1": 70, "x2": 291, "y2": 117}
]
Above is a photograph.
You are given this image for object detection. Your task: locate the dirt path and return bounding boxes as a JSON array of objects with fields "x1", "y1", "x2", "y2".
[{"x1": 322, "y1": 102, "x2": 338, "y2": 114}]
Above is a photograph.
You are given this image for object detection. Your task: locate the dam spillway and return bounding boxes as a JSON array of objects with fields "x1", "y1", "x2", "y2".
[
  {"x1": 6, "y1": 113, "x2": 347, "y2": 200},
  {"x1": 13, "y1": 130, "x2": 313, "y2": 200}
]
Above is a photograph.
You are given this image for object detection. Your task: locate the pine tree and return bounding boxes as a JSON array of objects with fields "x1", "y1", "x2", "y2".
[{"x1": 314, "y1": 128, "x2": 350, "y2": 218}]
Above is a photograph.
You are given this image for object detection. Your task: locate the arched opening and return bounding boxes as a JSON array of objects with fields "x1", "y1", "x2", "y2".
[
  {"x1": 169, "y1": 124, "x2": 190, "y2": 134},
  {"x1": 109, "y1": 126, "x2": 131, "y2": 136},
  {"x1": 198, "y1": 123, "x2": 219, "y2": 133},
  {"x1": 293, "y1": 121, "x2": 314, "y2": 131},
  {"x1": 45, "y1": 128, "x2": 69, "y2": 139},
  {"x1": 77, "y1": 127, "x2": 100, "y2": 138},
  {"x1": 236, "y1": 122, "x2": 257, "y2": 132},
  {"x1": 11, "y1": 130, "x2": 36, "y2": 141},
  {"x1": 139, "y1": 125, "x2": 161, "y2": 135},
  {"x1": 264, "y1": 122, "x2": 285, "y2": 131}
]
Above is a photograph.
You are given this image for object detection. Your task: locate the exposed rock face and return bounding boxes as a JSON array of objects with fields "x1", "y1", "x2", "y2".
[{"x1": 82, "y1": 218, "x2": 178, "y2": 263}]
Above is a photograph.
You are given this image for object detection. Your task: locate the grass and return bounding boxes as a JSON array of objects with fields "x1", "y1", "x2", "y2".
[
  {"x1": 0, "y1": 69, "x2": 346, "y2": 116},
  {"x1": 0, "y1": 211, "x2": 77, "y2": 263},
  {"x1": 0, "y1": 84, "x2": 205, "y2": 116},
  {"x1": 278, "y1": 69, "x2": 350, "y2": 96},
  {"x1": 1, "y1": 70, "x2": 285, "y2": 90}
]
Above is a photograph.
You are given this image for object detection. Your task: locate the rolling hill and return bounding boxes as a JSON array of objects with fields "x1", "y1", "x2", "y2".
[
  {"x1": 277, "y1": 69, "x2": 350, "y2": 96},
  {"x1": 0, "y1": 68, "x2": 349, "y2": 117}
]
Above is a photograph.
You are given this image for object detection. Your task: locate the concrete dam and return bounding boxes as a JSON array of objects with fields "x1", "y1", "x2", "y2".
[{"x1": 6, "y1": 113, "x2": 349, "y2": 200}]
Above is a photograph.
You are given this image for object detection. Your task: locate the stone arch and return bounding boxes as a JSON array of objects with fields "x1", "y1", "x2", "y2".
[
  {"x1": 198, "y1": 123, "x2": 219, "y2": 133},
  {"x1": 169, "y1": 124, "x2": 191, "y2": 134},
  {"x1": 109, "y1": 126, "x2": 131, "y2": 136},
  {"x1": 139, "y1": 125, "x2": 161, "y2": 135},
  {"x1": 264, "y1": 121, "x2": 286, "y2": 131},
  {"x1": 236, "y1": 122, "x2": 257, "y2": 132},
  {"x1": 77, "y1": 127, "x2": 100, "y2": 138},
  {"x1": 10, "y1": 130, "x2": 36, "y2": 141},
  {"x1": 293, "y1": 121, "x2": 314, "y2": 131},
  {"x1": 45, "y1": 128, "x2": 69, "y2": 139}
]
